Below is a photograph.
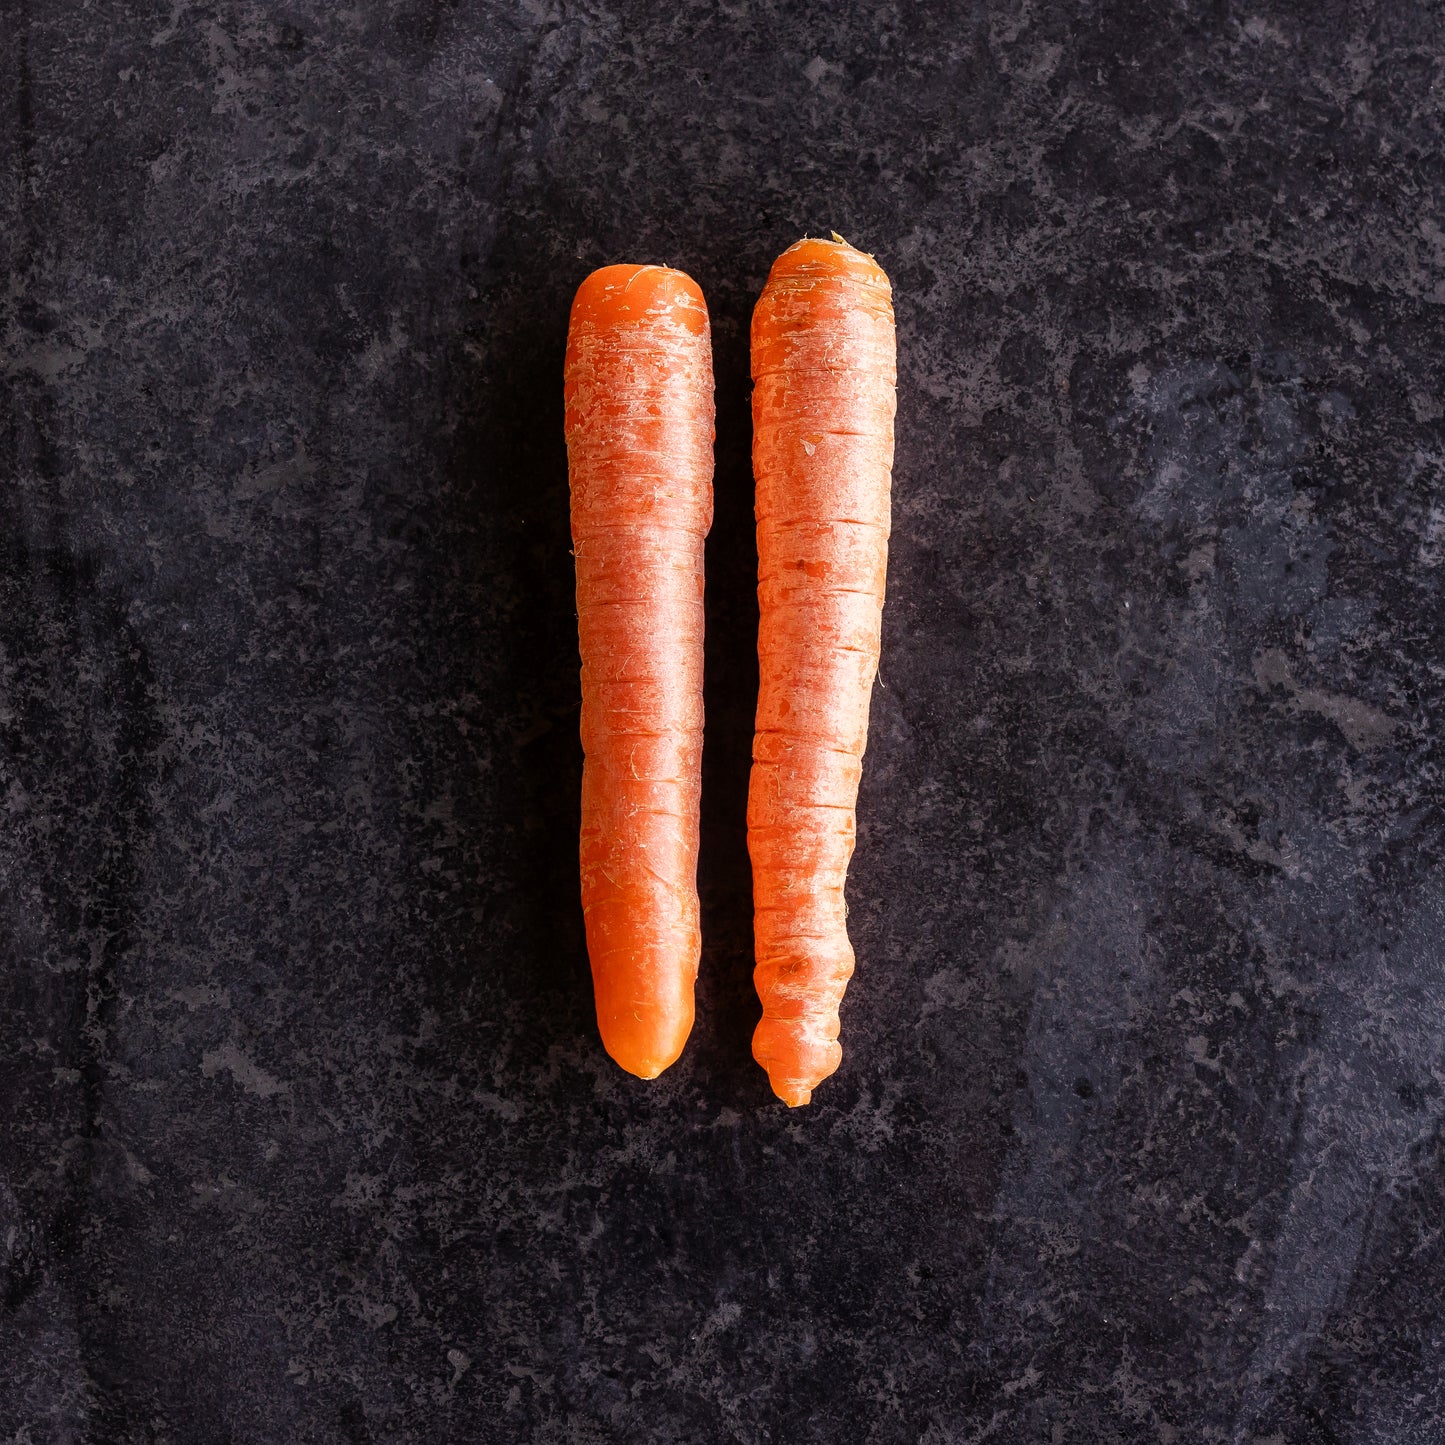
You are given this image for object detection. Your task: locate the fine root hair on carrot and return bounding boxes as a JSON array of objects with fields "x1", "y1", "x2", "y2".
[
  {"x1": 747, "y1": 235, "x2": 896, "y2": 1107},
  {"x1": 563, "y1": 263, "x2": 715, "y2": 1081}
]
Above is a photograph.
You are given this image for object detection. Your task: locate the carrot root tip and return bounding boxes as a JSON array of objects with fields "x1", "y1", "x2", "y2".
[{"x1": 610, "y1": 1052, "x2": 672, "y2": 1081}]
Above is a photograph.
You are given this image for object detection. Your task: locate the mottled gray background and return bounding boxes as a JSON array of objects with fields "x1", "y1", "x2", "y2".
[{"x1": 3, "y1": 1, "x2": 1444, "y2": 1441}]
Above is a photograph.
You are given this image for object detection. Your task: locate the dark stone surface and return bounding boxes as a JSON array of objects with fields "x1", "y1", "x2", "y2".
[{"x1": 3, "y1": 1, "x2": 1444, "y2": 1440}]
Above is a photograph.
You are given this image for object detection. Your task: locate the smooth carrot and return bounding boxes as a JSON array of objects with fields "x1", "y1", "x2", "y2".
[
  {"x1": 748, "y1": 237, "x2": 896, "y2": 1106},
  {"x1": 563, "y1": 264, "x2": 715, "y2": 1079}
]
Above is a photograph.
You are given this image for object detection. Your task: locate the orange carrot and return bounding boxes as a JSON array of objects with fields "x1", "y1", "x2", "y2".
[
  {"x1": 563, "y1": 265, "x2": 715, "y2": 1079},
  {"x1": 748, "y1": 237, "x2": 896, "y2": 1106}
]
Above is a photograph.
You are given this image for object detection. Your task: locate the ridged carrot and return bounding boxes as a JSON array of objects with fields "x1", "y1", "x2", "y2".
[
  {"x1": 748, "y1": 237, "x2": 896, "y2": 1106},
  {"x1": 563, "y1": 265, "x2": 715, "y2": 1079}
]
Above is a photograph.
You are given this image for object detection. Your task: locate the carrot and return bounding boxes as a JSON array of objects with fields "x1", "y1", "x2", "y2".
[
  {"x1": 563, "y1": 264, "x2": 715, "y2": 1079},
  {"x1": 748, "y1": 237, "x2": 896, "y2": 1106}
]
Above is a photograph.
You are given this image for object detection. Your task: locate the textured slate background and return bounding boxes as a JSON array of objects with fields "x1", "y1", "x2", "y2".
[{"x1": 3, "y1": 2, "x2": 1445, "y2": 1441}]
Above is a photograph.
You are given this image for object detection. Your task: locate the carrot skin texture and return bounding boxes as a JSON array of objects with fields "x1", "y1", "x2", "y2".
[
  {"x1": 748, "y1": 238, "x2": 896, "y2": 1106},
  {"x1": 564, "y1": 265, "x2": 715, "y2": 1079}
]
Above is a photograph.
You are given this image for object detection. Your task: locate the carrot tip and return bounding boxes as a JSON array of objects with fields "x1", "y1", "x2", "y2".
[
  {"x1": 608, "y1": 1050, "x2": 674, "y2": 1082},
  {"x1": 767, "y1": 235, "x2": 889, "y2": 289},
  {"x1": 606, "y1": 1044, "x2": 684, "y2": 1082},
  {"x1": 568, "y1": 263, "x2": 708, "y2": 337},
  {"x1": 599, "y1": 1011, "x2": 693, "y2": 1082}
]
